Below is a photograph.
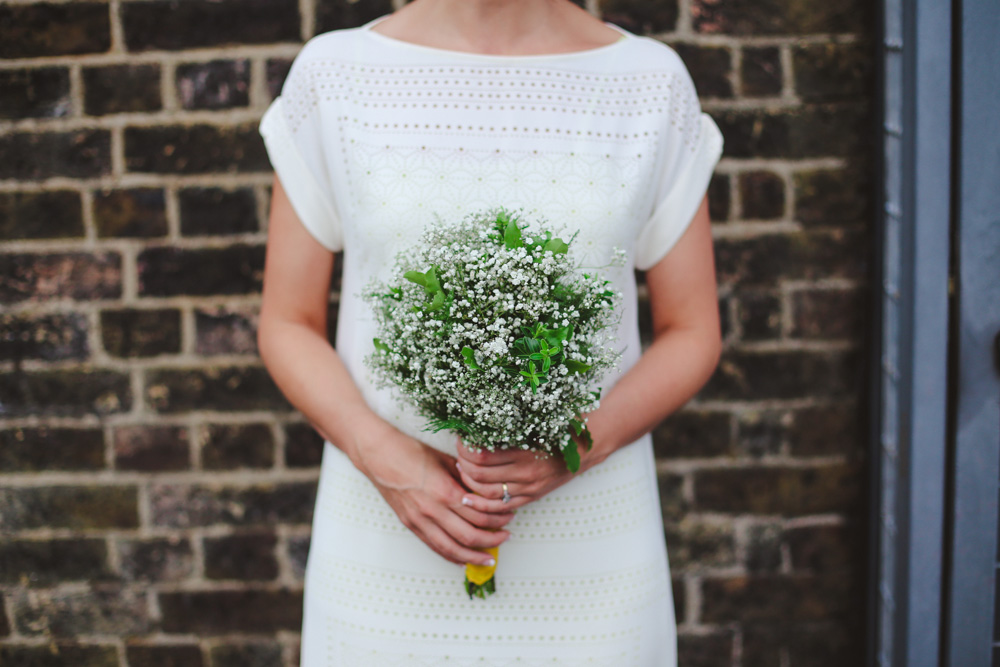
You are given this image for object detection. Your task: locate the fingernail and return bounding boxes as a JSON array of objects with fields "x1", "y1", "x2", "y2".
[
  {"x1": 455, "y1": 462, "x2": 462, "y2": 471},
  {"x1": 461, "y1": 496, "x2": 472, "y2": 506},
  {"x1": 484, "y1": 558, "x2": 496, "y2": 567}
]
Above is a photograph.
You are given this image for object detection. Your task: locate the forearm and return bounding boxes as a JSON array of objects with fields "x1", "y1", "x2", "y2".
[
  {"x1": 257, "y1": 318, "x2": 389, "y2": 469},
  {"x1": 580, "y1": 324, "x2": 720, "y2": 471}
]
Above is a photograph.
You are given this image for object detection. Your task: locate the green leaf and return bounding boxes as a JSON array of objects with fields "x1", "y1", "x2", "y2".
[
  {"x1": 563, "y1": 438, "x2": 581, "y2": 473},
  {"x1": 373, "y1": 337, "x2": 390, "y2": 354},
  {"x1": 404, "y1": 270, "x2": 428, "y2": 287},
  {"x1": 504, "y1": 217, "x2": 523, "y2": 249},
  {"x1": 460, "y1": 347, "x2": 481, "y2": 370},
  {"x1": 543, "y1": 237, "x2": 569, "y2": 255},
  {"x1": 564, "y1": 359, "x2": 591, "y2": 374},
  {"x1": 425, "y1": 290, "x2": 445, "y2": 311}
]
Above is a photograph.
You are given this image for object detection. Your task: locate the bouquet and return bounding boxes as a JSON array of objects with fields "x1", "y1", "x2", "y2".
[{"x1": 363, "y1": 209, "x2": 623, "y2": 598}]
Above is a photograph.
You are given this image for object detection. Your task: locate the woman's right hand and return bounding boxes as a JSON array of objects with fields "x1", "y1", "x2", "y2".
[{"x1": 350, "y1": 418, "x2": 514, "y2": 566}]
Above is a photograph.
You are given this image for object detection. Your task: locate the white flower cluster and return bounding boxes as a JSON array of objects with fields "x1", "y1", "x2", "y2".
[{"x1": 363, "y1": 209, "x2": 623, "y2": 464}]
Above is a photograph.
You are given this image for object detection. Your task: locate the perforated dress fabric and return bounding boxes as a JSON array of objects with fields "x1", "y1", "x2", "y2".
[{"x1": 259, "y1": 17, "x2": 723, "y2": 667}]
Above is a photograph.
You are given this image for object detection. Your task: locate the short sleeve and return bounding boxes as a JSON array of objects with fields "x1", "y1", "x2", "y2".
[
  {"x1": 633, "y1": 62, "x2": 724, "y2": 271},
  {"x1": 258, "y1": 47, "x2": 343, "y2": 252}
]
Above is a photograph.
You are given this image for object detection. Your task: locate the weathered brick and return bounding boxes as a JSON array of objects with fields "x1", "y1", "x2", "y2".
[
  {"x1": 177, "y1": 60, "x2": 250, "y2": 110},
  {"x1": 743, "y1": 619, "x2": 861, "y2": 667},
  {"x1": 691, "y1": 0, "x2": 867, "y2": 35},
  {"x1": 205, "y1": 532, "x2": 279, "y2": 580},
  {"x1": 13, "y1": 588, "x2": 149, "y2": 637},
  {"x1": 145, "y1": 366, "x2": 289, "y2": 413},
  {"x1": 101, "y1": 308, "x2": 181, "y2": 357},
  {"x1": 714, "y1": 230, "x2": 867, "y2": 288},
  {"x1": 195, "y1": 306, "x2": 259, "y2": 356},
  {"x1": 746, "y1": 522, "x2": 783, "y2": 572},
  {"x1": 179, "y1": 187, "x2": 258, "y2": 236},
  {"x1": 794, "y1": 166, "x2": 873, "y2": 226},
  {"x1": 0, "y1": 538, "x2": 110, "y2": 585},
  {"x1": 793, "y1": 41, "x2": 872, "y2": 102},
  {"x1": 707, "y1": 173, "x2": 730, "y2": 222},
  {"x1": 0, "y1": 597, "x2": 8, "y2": 637},
  {"x1": 93, "y1": 188, "x2": 168, "y2": 238},
  {"x1": 658, "y1": 472, "x2": 688, "y2": 522},
  {"x1": 671, "y1": 577, "x2": 685, "y2": 624},
  {"x1": 736, "y1": 409, "x2": 789, "y2": 457},
  {"x1": 0, "y1": 312, "x2": 89, "y2": 361},
  {"x1": 0, "y1": 252, "x2": 121, "y2": 303},
  {"x1": 785, "y1": 523, "x2": 858, "y2": 574},
  {"x1": 150, "y1": 482, "x2": 316, "y2": 528},
  {"x1": 736, "y1": 290, "x2": 781, "y2": 341},
  {"x1": 316, "y1": 0, "x2": 393, "y2": 33},
  {"x1": 0, "y1": 3, "x2": 111, "y2": 58},
  {"x1": 159, "y1": 590, "x2": 302, "y2": 634},
  {"x1": 701, "y1": 573, "x2": 852, "y2": 622},
  {"x1": 677, "y1": 630, "x2": 735, "y2": 667},
  {"x1": 742, "y1": 46, "x2": 783, "y2": 97},
  {"x1": 713, "y1": 105, "x2": 869, "y2": 159},
  {"x1": 114, "y1": 425, "x2": 190, "y2": 472},
  {"x1": 600, "y1": 0, "x2": 678, "y2": 35},
  {"x1": 288, "y1": 535, "x2": 310, "y2": 580},
  {"x1": 693, "y1": 462, "x2": 862, "y2": 516},
  {"x1": 125, "y1": 124, "x2": 269, "y2": 174},
  {"x1": 210, "y1": 642, "x2": 284, "y2": 667},
  {"x1": 126, "y1": 644, "x2": 204, "y2": 667},
  {"x1": 285, "y1": 422, "x2": 325, "y2": 468},
  {"x1": 201, "y1": 423, "x2": 274, "y2": 470},
  {"x1": 718, "y1": 294, "x2": 732, "y2": 340},
  {"x1": 0, "y1": 369, "x2": 131, "y2": 417},
  {"x1": 702, "y1": 349, "x2": 860, "y2": 401},
  {"x1": 652, "y1": 410, "x2": 731, "y2": 459},
  {"x1": 669, "y1": 43, "x2": 732, "y2": 98},
  {"x1": 739, "y1": 170, "x2": 785, "y2": 219},
  {"x1": 788, "y1": 404, "x2": 860, "y2": 456},
  {"x1": 266, "y1": 59, "x2": 293, "y2": 99},
  {"x1": 790, "y1": 288, "x2": 864, "y2": 340},
  {"x1": 0, "y1": 68, "x2": 71, "y2": 119},
  {"x1": 122, "y1": 0, "x2": 300, "y2": 51},
  {"x1": 663, "y1": 518, "x2": 736, "y2": 570},
  {"x1": 0, "y1": 644, "x2": 118, "y2": 667},
  {"x1": 83, "y1": 65, "x2": 162, "y2": 116},
  {"x1": 0, "y1": 427, "x2": 105, "y2": 472},
  {"x1": 0, "y1": 130, "x2": 111, "y2": 180},
  {"x1": 0, "y1": 190, "x2": 83, "y2": 240},
  {"x1": 0, "y1": 485, "x2": 139, "y2": 530},
  {"x1": 138, "y1": 245, "x2": 265, "y2": 296},
  {"x1": 118, "y1": 538, "x2": 195, "y2": 583}
]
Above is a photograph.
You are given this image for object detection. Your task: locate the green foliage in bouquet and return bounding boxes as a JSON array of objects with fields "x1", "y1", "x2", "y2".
[{"x1": 363, "y1": 209, "x2": 622, "y2": 472}]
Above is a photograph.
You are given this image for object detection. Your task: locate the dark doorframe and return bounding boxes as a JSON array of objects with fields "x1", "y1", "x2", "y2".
[
  {"x1": 942, "y1": 0, "x2": 1000, "y2": 663},
  {"x1": 871, "y1": 0, "x2": 1000, "y2": 665}
]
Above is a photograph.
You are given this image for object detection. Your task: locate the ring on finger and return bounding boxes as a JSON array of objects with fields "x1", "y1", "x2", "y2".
[{"x1": 501, "y1": 482, "x2": 511, "y2": 504}]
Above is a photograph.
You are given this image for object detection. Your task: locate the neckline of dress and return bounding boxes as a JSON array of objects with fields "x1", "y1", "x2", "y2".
[{"x1": 361, "y1": 15, "x2": 632, "y2": 61}]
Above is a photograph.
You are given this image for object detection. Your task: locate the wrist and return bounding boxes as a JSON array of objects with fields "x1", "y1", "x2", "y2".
[{"x1": 577, "y1": 411, "x2": 622, "y2": 474}]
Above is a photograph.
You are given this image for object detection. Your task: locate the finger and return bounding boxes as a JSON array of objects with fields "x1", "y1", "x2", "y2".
[
  {"x1": 456, "y1": 442, "x2": 525, "y2": 466},
  {"x1": 436, "y1": 507, "x2": 510, "y2": 550},
  {"x1": 456, "y1": 458, "x2": 539, "y2": 485},
  {"x1": 461, "y1": 491, "x2": 532, "y2": 512},
  {"x1": 456, "y1": 466, "x2": 507, "y2": 499},
  {"x1": 455, "y1": 502, "x2": 515, "y2": 530},
  {"x1": 415, "y1": 516, "x2": 499, "y2": 566}
]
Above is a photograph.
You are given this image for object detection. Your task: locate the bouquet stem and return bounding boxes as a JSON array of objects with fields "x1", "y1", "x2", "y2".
[{"x1": 464, "y1": 545, "x2": 499, "y2": 599}]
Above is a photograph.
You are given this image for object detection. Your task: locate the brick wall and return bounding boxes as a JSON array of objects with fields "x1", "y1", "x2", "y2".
[{"x1": 0, "y1": 0, "x2": 873, "y2": 665}]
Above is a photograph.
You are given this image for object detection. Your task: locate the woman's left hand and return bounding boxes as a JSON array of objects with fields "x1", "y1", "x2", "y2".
[{"x1": 454, "y1": 437, "x2": 583, "y2": 513}]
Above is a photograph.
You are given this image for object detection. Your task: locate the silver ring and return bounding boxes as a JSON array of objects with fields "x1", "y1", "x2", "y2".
[{"x1": 501, "y1": 482, "x2": 511, "y2": 504}]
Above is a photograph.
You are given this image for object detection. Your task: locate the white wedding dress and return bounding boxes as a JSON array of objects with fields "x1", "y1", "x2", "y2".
[{"x1": 259, "y1": 16, "x2": 723, "y2": 666}]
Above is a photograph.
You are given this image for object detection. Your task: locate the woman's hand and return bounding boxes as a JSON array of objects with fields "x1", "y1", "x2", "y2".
[
  {"x1": 351, "y1": 419, "x2": 514, "y2": 566},
  {"x1": 454, "y1": 436, "x2": 590, "y2": 513}
]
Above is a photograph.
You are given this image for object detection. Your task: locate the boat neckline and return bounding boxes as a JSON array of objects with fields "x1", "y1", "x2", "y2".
[{"x1": 360, "y1": 15, "x2": 633, "y2": 61}]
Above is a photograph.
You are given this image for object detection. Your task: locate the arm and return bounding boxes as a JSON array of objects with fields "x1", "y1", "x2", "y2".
[
  {"x1": 258, "y1": 174, "x2": 510, "y2": 564},
  {"x1": 456, "y1": 194, "x2": 721, "y2": 508}
]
